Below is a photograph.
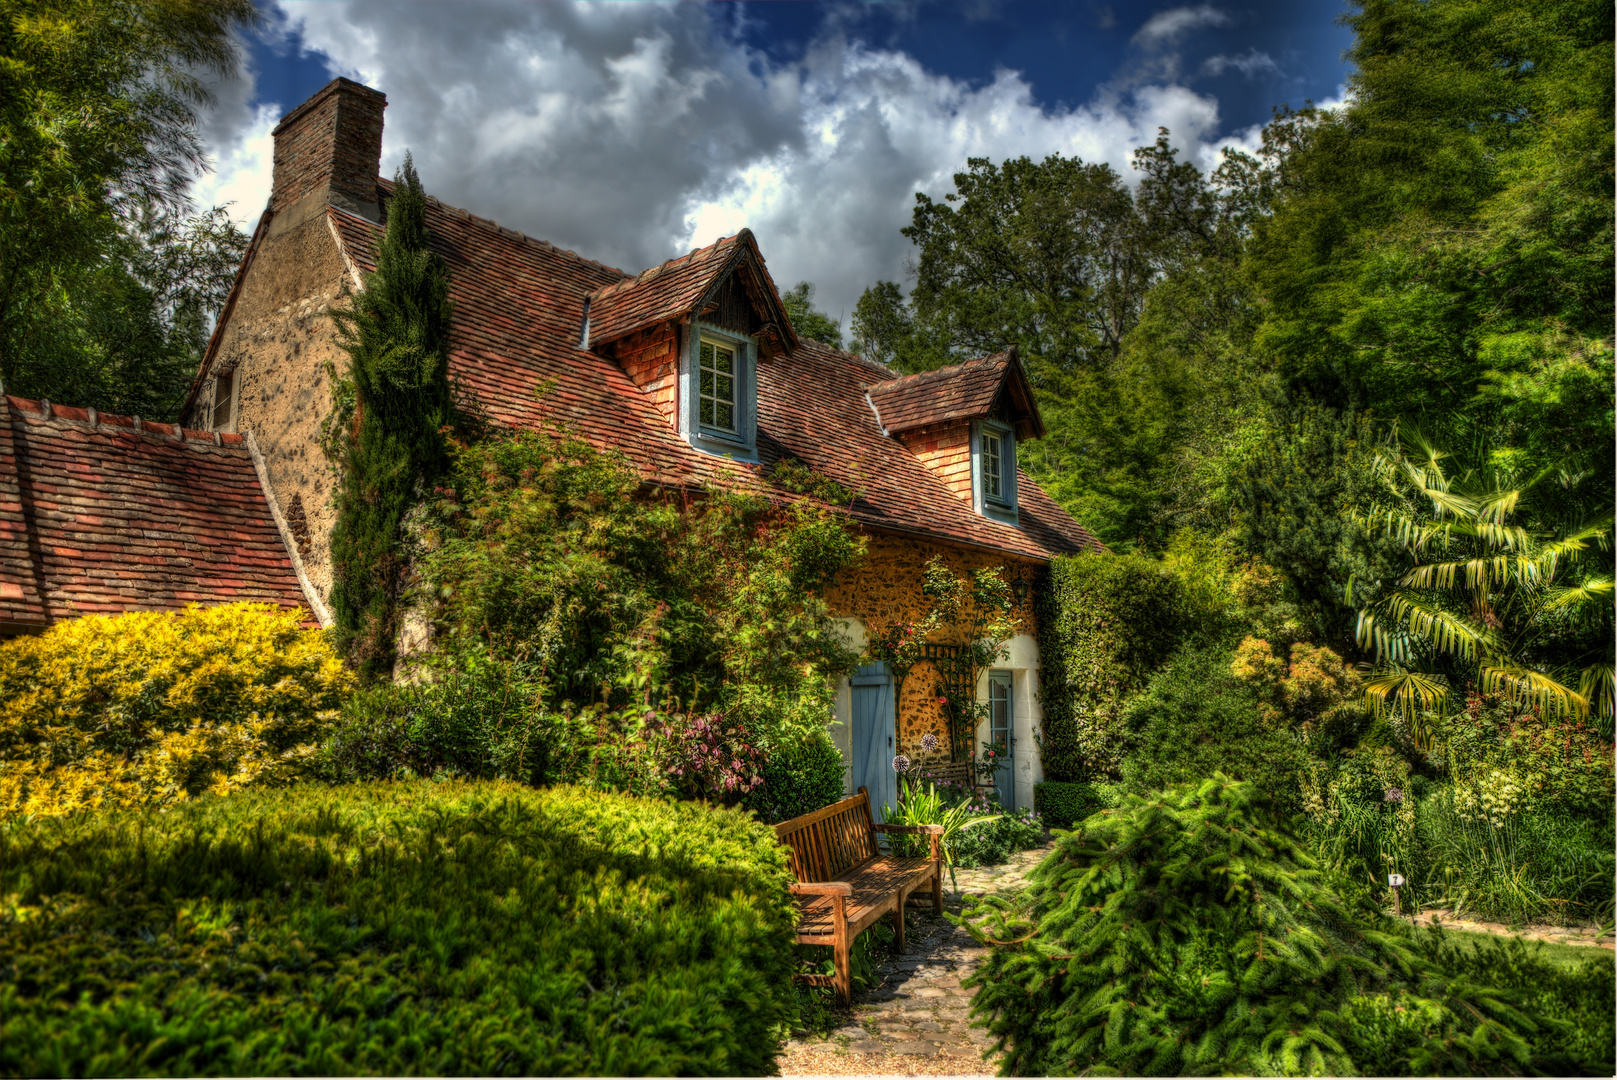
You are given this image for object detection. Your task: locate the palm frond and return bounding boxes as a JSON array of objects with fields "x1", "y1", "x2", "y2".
[
  {"x1": 1578, "y1": 664, "x2": 1614, "y2": 720},
  {"x1": 1361, "y1": 672, "x2": 1447, "y2": 747},
  {"x1": 1377, "y1": 593, "x2": 1493, "y2": 662},
  {"x1": 1542, "y1": 576, "x2": 1614, "y2": 612},
  {"x1": 1478, "y1": 663, "x2": 1589, "y2": 717}
]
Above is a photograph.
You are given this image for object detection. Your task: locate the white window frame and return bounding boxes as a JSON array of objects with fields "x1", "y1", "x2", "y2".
[
  {"x1": 679, "y1": 321, "x2": 758, "y2": 460},
  {"x1": 971, "y1": 418, "x2": 1018, "y2": 524},
  {"x1": 697, "y1": 336, "x2": 741, "y2": 435}
]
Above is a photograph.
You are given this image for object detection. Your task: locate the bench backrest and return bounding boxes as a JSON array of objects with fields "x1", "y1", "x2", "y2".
[{"x1": 775, "y1": 789, "x2": 880, "y2": 883}]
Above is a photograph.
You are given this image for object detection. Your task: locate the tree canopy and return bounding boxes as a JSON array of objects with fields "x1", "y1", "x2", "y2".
[{"x1": 0, "y1": 0, "x2": 258, "y2": 415}]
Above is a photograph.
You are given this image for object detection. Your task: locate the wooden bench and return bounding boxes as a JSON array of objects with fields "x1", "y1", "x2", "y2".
[{"x1": 775, "y1": 786, "x2": 943, "y2": 1003}]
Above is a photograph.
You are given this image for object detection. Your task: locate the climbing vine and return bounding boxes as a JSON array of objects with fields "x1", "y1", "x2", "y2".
[{"x1": 325, "y1": 153, "x2": 453, "y2": 678}]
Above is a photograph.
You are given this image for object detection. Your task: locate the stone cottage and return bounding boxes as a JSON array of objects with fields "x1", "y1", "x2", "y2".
[{"x1": 180, "y1": 77, "x2": 1104, "y2": 813}]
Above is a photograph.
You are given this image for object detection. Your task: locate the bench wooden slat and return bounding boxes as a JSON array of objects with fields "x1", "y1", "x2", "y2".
[{"x1": 776, "y1": 787, "x2": 942, "y2": 1003}]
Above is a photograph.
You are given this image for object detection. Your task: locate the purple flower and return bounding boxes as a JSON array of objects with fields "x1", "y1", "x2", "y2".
[
  {"x1": 921, "y1": 733, "x2": 939, "y2": 754},
  {"x1": 1384, "y1": 787, "x2": 1404, "y2": 804},
  {"x1": 892, "y1": 754, "x2": 911, "y2": 773}
]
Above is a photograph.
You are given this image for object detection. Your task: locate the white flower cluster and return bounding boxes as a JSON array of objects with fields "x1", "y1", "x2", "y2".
[{"x1": 1454, "y1": 768, "x2": 1528, "y2": 826}]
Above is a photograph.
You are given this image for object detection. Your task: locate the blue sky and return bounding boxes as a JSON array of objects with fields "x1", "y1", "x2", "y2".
[{"x1": 194, "y1": 1, "x2": 1356, "y2": 322}]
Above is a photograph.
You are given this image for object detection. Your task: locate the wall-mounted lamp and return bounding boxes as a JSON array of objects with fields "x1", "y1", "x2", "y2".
[{"x1": 1010, "y1": 571, "x2": 1031, "y2": 610}]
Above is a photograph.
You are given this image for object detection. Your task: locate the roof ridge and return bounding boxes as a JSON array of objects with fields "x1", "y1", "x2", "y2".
[
  {"x1": 5, "y1": 395, "x2": 244, "y2": 449},
  {"x1": 867, "y1": 350, "x2": 1007, "y2": 393},
  {"x1": 590, "y1": 233, "x2": 739, "y2": 301},
  {"x1": 369, "y1": 177, "x2": 634, "y2": 281}
]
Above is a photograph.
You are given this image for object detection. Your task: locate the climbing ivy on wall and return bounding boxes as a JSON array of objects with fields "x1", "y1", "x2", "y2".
[
  {"x1": 326, "y1": 154, "x2": 453, "y2": 678},
  {"x1": 1033, "y1": 553, "x2": 1182, "y2": 780}
]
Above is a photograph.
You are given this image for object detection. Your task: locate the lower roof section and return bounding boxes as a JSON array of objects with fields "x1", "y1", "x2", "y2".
[{"x1": 0, "y1": 396, "x2": 315, "y2": 629}]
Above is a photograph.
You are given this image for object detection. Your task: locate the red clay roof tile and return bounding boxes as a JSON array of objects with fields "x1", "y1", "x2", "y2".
[
  {"x1": 0, "y1": 397, "x2": 312, "y2": 627},
  {"x1": 325, "y1": 194, "x2": 1102, "y2": 562}
]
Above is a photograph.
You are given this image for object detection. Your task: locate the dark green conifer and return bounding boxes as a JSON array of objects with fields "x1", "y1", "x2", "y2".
[
  {"x1": 964, "y1": 775, "x2": 1541, "y2": 1076},
  {"x1": 327, "y1": 153, "x2": 452, "y2": 677}
]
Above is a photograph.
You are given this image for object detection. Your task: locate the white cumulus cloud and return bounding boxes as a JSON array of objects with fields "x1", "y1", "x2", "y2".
[{"x1": 193, "y1": 1, "x2": 1267, "y2": 324}]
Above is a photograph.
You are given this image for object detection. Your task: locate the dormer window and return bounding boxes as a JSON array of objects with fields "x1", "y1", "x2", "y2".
[
  {"x1": 982, "y1": 428, "x2": 1006, "y2": 502},
  {"x1": 973, "y1": 419, "x2": 1017, "y2": 523},
  {"x1": 699, "y1": 338, "x2": 738, "y2": 433},
  {"x1": 679, "y1": 323, "x2": 758, "y2": 460}
]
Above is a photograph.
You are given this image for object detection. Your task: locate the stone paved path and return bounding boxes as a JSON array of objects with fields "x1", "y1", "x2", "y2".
[{"x1": 777, "y1": 840, "x2": 1055, "y2": 1077}]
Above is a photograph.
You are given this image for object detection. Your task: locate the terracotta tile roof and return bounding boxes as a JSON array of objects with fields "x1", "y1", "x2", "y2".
[
  {"x1": 0, "y1": 396, "x2": 313, "y2": 627},
  {"x1": 759, "y1": 342, "x2": 1101, "y2": 559},
  {"x1": 586, "y1": 233, "x2": 726, "y2": 343},
  {"x1": 866, "y1": 350, "x2": 1045, "y2": 438},
  {"x1": 326, "y1": 196, "x2": 1102, "y2": 562}
]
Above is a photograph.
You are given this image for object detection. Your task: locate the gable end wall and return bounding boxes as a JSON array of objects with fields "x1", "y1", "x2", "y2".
[{"x1": 189, "y1": 212, "x2": 353, "y2": 606}]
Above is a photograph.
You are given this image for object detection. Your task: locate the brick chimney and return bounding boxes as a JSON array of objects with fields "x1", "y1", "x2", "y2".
[{"x1": 269, "y1": 77, "x2": 386, "y2": 227}]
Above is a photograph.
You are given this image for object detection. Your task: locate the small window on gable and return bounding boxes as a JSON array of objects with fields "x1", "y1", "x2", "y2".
[
  {"x1": 699, "y1": 338, "x2": 738, "y2": 433},
  {"x1": 209, "y1": 371, "x2": 235, "y2": 432},
  {"x1": 974, "y1": 419, "x2": 1018, "y2": 523}
]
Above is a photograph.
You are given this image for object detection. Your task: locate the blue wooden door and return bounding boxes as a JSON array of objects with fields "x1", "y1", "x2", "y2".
[
  {"x1": 988, "y1": 671, "x2": 1014, "y2": 809},
  {"x1": 850, "y1": 662, "x2": 896, "y2": 821}
]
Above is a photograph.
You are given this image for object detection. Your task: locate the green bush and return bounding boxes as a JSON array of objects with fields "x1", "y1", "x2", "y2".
[
  {"x1": 1388, "y1": 930, "x2": 1614, "y2": 1078},
  {"x1": 1034, "y1": 553, "x2": 1183, "y2": 780},
  {"x1": 949, "y1": 805, "x2": 1043, "y2": 869},
  {"x1": 0, "y1": 604, "x2": 350, "y2": 818},
  {"x1": 319, "y1": 657, "x2": 562, "y2": 786},
  {"x1": 1120, "y1": 642, "x2": 1311, "y2": 813},
  {"x1": 962, "y1": 775, "x2": 1582, "y2": 1077},
  {"x1": 742, "y1": 732, "x2": 848, "y2": 824},
  {"x1": 1032, "y1": 780, "x2": 1119, "y2": 828},
  {"x1": 0, "y1": 781, "x2": 798, "y2": 1076}
]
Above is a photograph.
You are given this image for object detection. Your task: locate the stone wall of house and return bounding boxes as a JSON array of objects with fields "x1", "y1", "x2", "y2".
[
  {"x1": 195, "y1": 213, "x2": 354, "y2": 606},
  {"x1": 825, "y1": 531, "x2": 1041, "y2": 761}
]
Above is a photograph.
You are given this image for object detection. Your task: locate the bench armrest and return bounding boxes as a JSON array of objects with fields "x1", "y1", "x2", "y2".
[
  {"x1": 790, "y1": 881, "x2": 853, "y2": 897},
  {"x1": 872, "y1": 823, "x2": 943, "y2": 835}
]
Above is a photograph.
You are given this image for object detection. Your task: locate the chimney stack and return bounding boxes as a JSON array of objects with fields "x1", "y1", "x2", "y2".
[{"x1": 269, "y1": 77, "x2": 386, "y2": 228}]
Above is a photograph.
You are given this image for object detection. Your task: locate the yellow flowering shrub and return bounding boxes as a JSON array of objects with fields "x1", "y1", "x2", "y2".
[{"x1": 0, "y1": 604, "x2": 351, "y2": 818}]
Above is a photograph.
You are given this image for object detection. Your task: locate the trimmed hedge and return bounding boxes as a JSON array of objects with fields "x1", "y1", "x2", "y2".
[
  {"x1": 1034, "y1": 553, "x2": 1182, "y2": 780},
  {"x1": 742, "y1": 732, "x2": 848, "y2": 824},
  {"x1": 0, "y1": 603, "x2": 350, "y2": 817},
  {"x1": 1032, "y1": 780, "x2": 1120, "y2": 829},
  {"x1": 0, "y1": 781, "x2": 798, "y2": 1075}
]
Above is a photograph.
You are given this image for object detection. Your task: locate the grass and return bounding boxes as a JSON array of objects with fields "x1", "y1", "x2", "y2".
[
  {"x1": 1307, "y1": 784, "x2": 1615, "y2": 927},
  {"x1": 1418, "y1": 925, "x2": 1614, "y2": 971}
]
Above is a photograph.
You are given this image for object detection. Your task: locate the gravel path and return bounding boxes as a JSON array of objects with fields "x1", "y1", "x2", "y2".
[{"x1": 777, "y1": 841, "x2": 1055, "y2": 1077}]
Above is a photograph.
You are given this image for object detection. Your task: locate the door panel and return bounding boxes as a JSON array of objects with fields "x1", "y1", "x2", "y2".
[
  {"x1": 850, "y1": 662, "x2": 895, "y2": 821},
  {"x1": 988, "y1": 671, "x2": 1014, "y2": 809}
]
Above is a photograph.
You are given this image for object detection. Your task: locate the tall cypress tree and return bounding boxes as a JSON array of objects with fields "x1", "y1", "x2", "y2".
[{"x1": 327, "y1": 154, "x2": 452, "y2": 677}]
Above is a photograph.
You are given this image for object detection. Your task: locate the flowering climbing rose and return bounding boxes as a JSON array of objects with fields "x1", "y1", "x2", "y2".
[{"x1": 892, "y1": 754, "x2": 911, "y2": 773}]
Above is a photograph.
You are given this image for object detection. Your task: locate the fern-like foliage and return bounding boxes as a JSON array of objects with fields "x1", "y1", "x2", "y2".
[
  {"x1": 1349, "y1": 430, "x2": 1613, "y2": 725},
  {"x1": 961, "y1": 776, "x2": 1548, "y2": 1076}
]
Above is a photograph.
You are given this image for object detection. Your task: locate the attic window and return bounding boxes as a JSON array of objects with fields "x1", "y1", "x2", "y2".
[
  {"x1": 680, "y1": 323, "x2": 757, "y2": 460},
  {"x1": 973, "y1": 419, "x2": 1017, "y2": 523},
  {"x1": 982, "y1": 429, "x2": 1005, "y2": 502},
  {"x1": 209, "y1": 372, "x2": 236, "y2": 432},
  {"x1": 699, "y1": 338, "x2": 738, "y2": 432}
]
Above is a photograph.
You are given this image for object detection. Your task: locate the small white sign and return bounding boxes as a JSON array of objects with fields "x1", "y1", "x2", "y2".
[{"x1": 1387, "y1": 873, "x2": 1406, "y2": 887}]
